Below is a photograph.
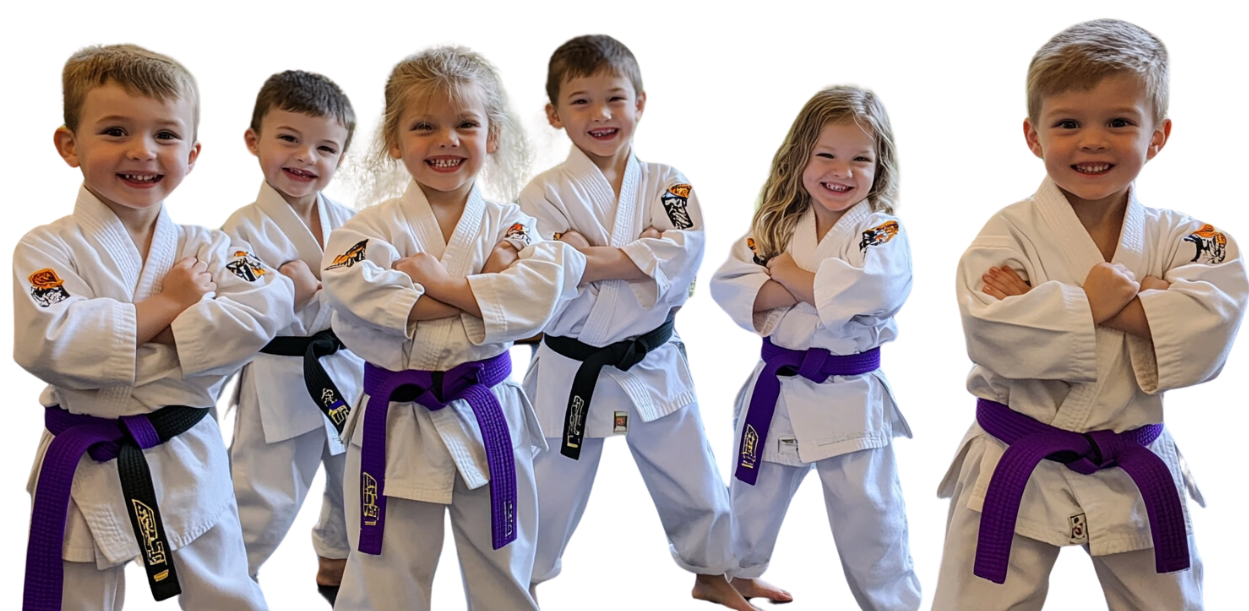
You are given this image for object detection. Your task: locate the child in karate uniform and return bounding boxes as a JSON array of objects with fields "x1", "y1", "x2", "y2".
[
  {"x1": 16, "y1": 44, "x2": 292, "y2": 611},
  {"x1": 710, "y1": 85, "x2": 921, "y2": 610},
  {"x1": 321, "y1": 46, "x2": 584, "y2": 611},
  {"x1": 221, "y1": 70, "x2": 361, "y2": 604},
  {"x1": 932, "y1": 19, "x2": 1248, "y2": 611}
]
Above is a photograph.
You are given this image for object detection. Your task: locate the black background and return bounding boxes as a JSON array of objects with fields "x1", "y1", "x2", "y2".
[{"x1": 22, "y1": 17, "x2": 1239, "y2": 604}]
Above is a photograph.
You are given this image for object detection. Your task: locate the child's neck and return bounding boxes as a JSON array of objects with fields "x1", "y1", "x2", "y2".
[
  {"x1": 419, "y1": 181, "x2": 470, "y2": 245},
  {"x1": 1062, "y1": 187, "x2": 1128, "y2": 262},
  {"x1": 585, "y1": 144, "x2": 632, "y2": 201},
  {"x1": 90, "y1": 186, "x2": 161, "y2": 261},
  {"x1": 274, "y1": 185, "x2": 324, "y2": 248},
  {"x1": 812, "y1": 205, "x2": 847, "y2": 244}
]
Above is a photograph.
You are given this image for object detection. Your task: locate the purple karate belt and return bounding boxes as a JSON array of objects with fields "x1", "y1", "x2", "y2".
[
  {"x1": 734, "y1": 337, "x2": 880, "y2": 485},
  {"x1": 973, "y1": 398, "x2": 1189, "y2": 584},
  {"x1": 24, "y1": 404, "x2": 208, "y2": 611},
  {"x1": 358, "y1": 352, "x2": 515, "y2": 554}
]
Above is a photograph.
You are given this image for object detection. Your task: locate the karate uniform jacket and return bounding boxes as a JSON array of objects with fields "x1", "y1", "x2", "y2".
[
  {"x1": 222, "y1": 182, "x2": 364, "y2": 451},
  {"x1": 15, "y1": 186, "x2": 295, "y2": 566},
  {"x1": 711, "y1": 201, "x2": 913, "y2": 465},
  {"x1": 321, "y1": 181, "x2": 584, "y2": 504},
  {"x1": 939, "y1": 177, "x2": 1248, "y2": 555},
  {"x1": 520, "y1": 146, "x2": 703, "y2": 437}
]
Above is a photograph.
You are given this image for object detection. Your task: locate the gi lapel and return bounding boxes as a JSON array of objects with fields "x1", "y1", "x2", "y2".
[
  {"x1": 255, "y1": 182, "x2": 327, "y2": 279},
  {"x1": 580, "y1": 151, "x2": 642, "y2": 346},
  {"x1": 74, "y1": 186, "x2": 144, "y2": 300}
]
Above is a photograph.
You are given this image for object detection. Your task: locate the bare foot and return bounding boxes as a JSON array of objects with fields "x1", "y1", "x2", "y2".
[
  {"x1": 732, "y1": 577, "x2": 793, "y2": 603},
  {"x1": 692, "y1": 574, "x2": 763, "y2": 611},
  {"x1": 316, "y1": 556, "x2": 346, "y2": 586}
]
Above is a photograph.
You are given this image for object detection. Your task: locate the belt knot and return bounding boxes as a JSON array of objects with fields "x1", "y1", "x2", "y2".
[{"x1": 797, "y1": 347, "x2": 831, "y2": 381}]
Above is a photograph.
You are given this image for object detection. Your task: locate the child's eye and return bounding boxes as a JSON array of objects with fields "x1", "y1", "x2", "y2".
[
  {"x1": 156, "y1": 130, "x2": 180, "y2": 141},
  {"x1": 855, "y1": 156, "x2": 873, "y2": 163},
  {"x1": 816, "y1": 152, "x2": 834, "y2": 159},
  {"x1": 412, "y1": 122, "x2": 432, "y2": 131},
  {"x1": 459, "y1": 121, "x2": 480, "y2": 129},
  {"x1": 1109, "y1": 118, "x2": 1132, "y2": 128},
  {"x1": 610, "y1": 96, "x2": 626, "y2": 102},
  {"x1": 101, "y1": 127, "x2": 125, "y2": 137},
  {"x1": 279, "y1": 134, "x2": 297, "y2": 143},
  {"x1": 319, "y1": 145, "x2": 338, "y2": 154},
  {"x1": 570, "y1": 98, "x2": 588, "y2": 106},
  {"x1": 1055, "y1": 119, "x2": 1079, "y2": 129}
]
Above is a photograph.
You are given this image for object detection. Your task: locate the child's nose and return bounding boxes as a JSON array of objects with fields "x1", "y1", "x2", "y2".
[
  {"x1": 593, "y1": 101, "x2": 611, "y2": 120},
  {"x1": 1079, "y1": 128, "x2": 1109, "y2": 150},
  {"x1": 436, "y1": 127, "x2": 459, "y2": 147},
  {"x1": 128, "y1": 136, "x2": 157, "y2": 160}
]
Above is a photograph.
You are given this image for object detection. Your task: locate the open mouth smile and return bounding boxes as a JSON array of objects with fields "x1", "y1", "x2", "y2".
[
  {"x1": 118, "y1": 173, "x2": 163, "y2": 187},
  {"x1": 1073, "y1": 163, "x2": 1114, "y2": 176}
]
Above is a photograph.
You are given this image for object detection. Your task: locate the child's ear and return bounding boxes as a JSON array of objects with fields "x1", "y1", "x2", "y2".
[
  {"x1": 1022, "y1": 118, "x2": 1044, "y2": 159},
  {"x1": 53, "y1": 126, "x2": 80, "y2": 168},
  {"x1": 545, "y1": 103, "x2": 563, "y2": 130},
  {"x1": 1146, "y1": 118, "x2": 1172, "y2": 161},
  {"x1": 635, "y1": 91, "x2": 647, "y2": 120},
  {"x1": 244, "y1": 128, "x2": 261, "y2": 157},
  {"x1": 186, "y1": 141, "x2": 202, "y2": 174},
  {"x1": 487, "y1": 129, "x2": 499, "y2": 154}
]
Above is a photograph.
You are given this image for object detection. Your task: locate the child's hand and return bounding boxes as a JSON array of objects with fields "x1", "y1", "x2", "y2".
[
  {"x1": 765, "y1": 252, "x2": 798, "y2": 283},
  {"x1": 1140, "y1": 275, "x2": 1171, "y2": 292},
  {"x1": 981, "y1": 265, "x2": 1031, "y2": 300},
  {"x1": 151, "y1": 326, "x2": 176, "y2": 346},
  {"x1": 557, "y1": 230, "x2": 591, "y2": 250},
  {"x1": 481, "y1": 241, "x2": 519, "y2": 274},
  {"x1": 638, "y1": 226, "x2": 662, "y2": 240},
  {"x1": 394, "y1": 252, "x2": 451, "y2": 293},
  {"x1": 278, "y1": 260, "x2": 321, "y2": 310},
  {"x1": 1084, "y1": 262, "x2": 1139, "y2": 324},
  {"x1": 161, "y1": 256, "x2": 217, "y2": 309}
]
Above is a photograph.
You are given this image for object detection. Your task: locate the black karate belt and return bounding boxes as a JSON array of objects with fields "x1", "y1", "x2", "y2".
[
  {"x1": 542, "y1": 315, "x2": 675, "y2": 460},
  {"x1": 259, "y1": 329, "x2": 351, "y2": 434}
]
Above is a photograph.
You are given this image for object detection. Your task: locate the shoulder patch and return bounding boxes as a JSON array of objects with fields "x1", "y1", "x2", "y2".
[
  {"x1": 746, "y1": 238, "x2": 767, "y2": 266},
  {"x1": 661, "y1": 183, "x2": 694, "y2": 230},
  {"x1": 327, "y1": 239, "x2": 369, "y2": 270},
  {"x1": 505, "y1": 223, "x2": 533, "y2": 246},
  {"x1": 28, "y1": 268, "x2": 70, "y2": 307},
  {"x1": 1184, "y1": 224, "x2": 1227, "y2": 264},
  {"x1": 227, "y1": 251, "x2": 269, "y2": 282},
  {"x1": 859, "y1": 221, "x2": 899, "y2": 251}
]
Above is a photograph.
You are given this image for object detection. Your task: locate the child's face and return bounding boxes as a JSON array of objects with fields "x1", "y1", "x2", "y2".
[
  {"x1": 245, "y1": 109, "x2": 348, "y2": 207},
  {"x1": 1025, "y1": 73, "x2": 1170, "y2": 208},
  {"x1": 546, "y1": 71, "x2": 645, "y2": 168},
  {"x1": 389, "y1": 85, "x2": 495, "y2": 205},
  {"x1": 54, "y1": 83, "x2": 200, "y2": 217},
  {"x1": 802, "y1": 121, "x2": 877, "y2": 220}
]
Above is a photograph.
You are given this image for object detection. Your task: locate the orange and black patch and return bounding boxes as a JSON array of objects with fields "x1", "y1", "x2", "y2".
[
  {"x1": 327, "y1": 239, "x2": 368, "y2": 270},
  {"x1": 746, "y1": 237, "x2": 767, "y2": 266},
  {"x1": 1184, "y1": 224, "x2": 1227, "y2": 264},
  {"x1": 505, "y1": 223, "x2": 532, "y2": 246},
  {"x1": 661, "y1": 183, "x2": 694, "y2": 230},
  {"x1": 227, "y1": 251, "x2": 268, "y2": 282},
  {"x1": 28, "y1": 268, "x2": 70, "y2": 307},
  {"x1": 859, "y1": 221, "x2": 899, "y2": 251}
]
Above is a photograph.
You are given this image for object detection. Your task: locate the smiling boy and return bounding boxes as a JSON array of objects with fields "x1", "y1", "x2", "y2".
[
  {"x1": 16, "y1": 44, "x2": 293, "y2": 611},
  {"x1": 220, "y1": 70, "x2": 362, "y2": 605},
  {"x1": 932, "y1": 19, "x2": 1248, "y2": 610},
  {"x1": 518, "y1": 35, "x2": 762, "y2": 611}
]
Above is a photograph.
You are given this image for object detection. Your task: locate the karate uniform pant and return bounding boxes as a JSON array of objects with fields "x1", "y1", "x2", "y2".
[
  {"x1": 59, "y1": 504, "x2": 267, "y2": 611},
  {"x1": 931, "y1": 466, "x2": 1204, "y2": 611},
  {"x1": 229, "y1": 385, "x2": 350, "y2": 578},
  {"x1": 531, "y1": 403, "x2": 735, "y2": 583},
  {"x1": 334, "y1": 440, "x2": 540, "y2": 611},
  {"x1": 731, "y1": 445, "x2": 921, "y2": 611}
]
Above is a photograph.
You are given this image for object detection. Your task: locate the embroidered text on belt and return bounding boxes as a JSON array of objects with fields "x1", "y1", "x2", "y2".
[
  {"x1": 358, "y1": 352, "x2": 515, "y2": 553},
  {"x1": 260, "y1": 328, "x2": 351, "y2": 434},
  {"x1": 973, "y1": 398, "x2": 1188, "y2": 584},
  {"x1": 24, "y1": 405, "x2": 208, "y2": 611},
  {"x1": 735, "y1": 337, "x2": 880, "y2": 485},
  {"x1": 542, "y1": 315, "x2": 675, "y2": 460}
]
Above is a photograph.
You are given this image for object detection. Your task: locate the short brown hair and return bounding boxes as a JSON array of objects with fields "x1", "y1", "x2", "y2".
[
  {"x1": 62, "y1": 44, "x2": 199, "y2": 138},
  {"x1": 250, "y1": 70, "x2": 357, "y2": 154},
  {"x1": 545, "y1": 35, "x2": 643, "y2": 105},
  {"x1": 1027, "y1": 19, "x2": 1169, "y2": 124}
]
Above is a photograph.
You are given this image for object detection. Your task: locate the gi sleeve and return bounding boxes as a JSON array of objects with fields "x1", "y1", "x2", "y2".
[
  {"x1": 1131, "y1": 220, "x2": 1248, "y2": 393},
  {"x1": 518, "y1": 181, "x2": 573, "y2": 241},
  {"x1": 13, "y1": 233, "x2": 137, "y2": 388},
  {"x1": 320, "y1": 218, "x2": 421, "y2": 339},
  {"x1": 465, "y1": 206, "x2": 587, "y2": 345},
  {"x1": 709, "y1": 233, "x2": 786, "y2": 335},
  {"x1": 957, "y1": 217, "x2": 1099, "y2": 382},
  {"x1": 620, "y1": 179, "x2": 705, "y2": 309},
  {"x1": 171, "y1": 228, "x2": 296, "y2": 377},
  {"x1": 814, "y1": 218, "x2": 913, "y2": 329}
]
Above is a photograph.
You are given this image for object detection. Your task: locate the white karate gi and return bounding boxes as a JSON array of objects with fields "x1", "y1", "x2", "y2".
[
  {"x1": 15, "y1": 185, "x2": 296, "y2": 611},
  {"x1": 221, "y1": 182, "x2": 364, "y2": 577},
  {"x1": 709, "y1": 202, "x2": 921, "y2": 611},
  {"x1": 321, "y1": 181, "x2": 584, "y2": 611},
  {"x1": 519, "y1": 146, "x2": 736, "y2": 583},
  {"x1": 932, "y1": 178, "x2": 1248, "y2": 610}
]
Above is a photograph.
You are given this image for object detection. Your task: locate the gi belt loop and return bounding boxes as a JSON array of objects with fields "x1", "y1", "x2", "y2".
[
  {"x1": 24, "y1": 405, "x2": 208, "y2": 611},
  {"x1": 543, "y1": 314, "x2": 676, "y2": 460},
  {"x1": 357, "y1": 352, "x2": 515, "y2": 554},
  {"x1": 973, "y1": 398, "x2": 1188, "y2": 584},
  {"x1": 734, "y1": 338, "x2": 881, "y2": 486},
  {"x1": 260, "y1": 329, "x2": 352, "y2": 433}
]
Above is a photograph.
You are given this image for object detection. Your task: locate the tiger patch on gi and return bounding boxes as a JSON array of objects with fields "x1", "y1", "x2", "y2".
[
  {"x1": 661, "y1": 183, "x2": 694, "y2": 230},
  {"x1": 226, "y1": 251, "x2": 268, "y2": 282},
  {"x1": 1184, "y1": 224, "x2": 1227, "y2": 264},
  {"x1": 327, "y1": 239, "x2": 368, "y2": 270},
  {"x1": 505, "y1": 223, "x2": 533, "y2": 246},
  {"x1": 28, "y1": 268, "x2": 70, "y2": 307},
  {"x1": 859, "y1": 221, "x2": 899, "y2": 251},
  {"x1": 746, "y1": 238, "x2": 767, "y2": 266}
]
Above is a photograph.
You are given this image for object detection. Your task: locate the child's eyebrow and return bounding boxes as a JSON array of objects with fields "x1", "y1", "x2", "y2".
[{"x1": 1045, "y1": 105, "x2": 1142, "y2": 116}]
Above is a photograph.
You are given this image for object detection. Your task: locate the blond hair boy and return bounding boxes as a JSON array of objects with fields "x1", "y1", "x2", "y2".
[
  {"x1": 17, "y1": 44, "x2": 293, "y2": 611},
  {"x1": 933, "y1": 19, "x2": 1248, "y2": 610}
]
